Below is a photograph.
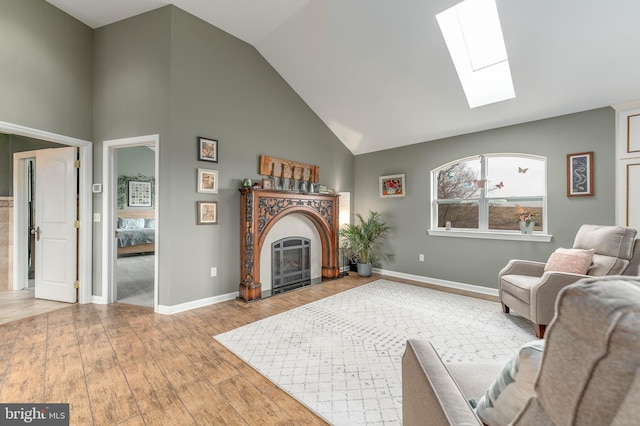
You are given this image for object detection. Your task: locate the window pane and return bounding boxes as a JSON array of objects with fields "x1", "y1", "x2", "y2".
[
  {"x1": 437, "y1": 158, "x2": 481, "y2": 200},
  {"x1": 486, "y1": 156, "x2": 545, "y2": 197},
  {"x1": 488, "y1": 200, "x2": 543, "y2": 231},
  {"x1": 437, "y1": 201, "x2": 479, "y2": 229}
]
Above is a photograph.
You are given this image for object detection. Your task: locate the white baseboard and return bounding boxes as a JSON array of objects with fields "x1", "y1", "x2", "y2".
[
  {"x1": 91, "y1": 295, "x2": 108, "y2": 304},
  {"x1": 372, "y1": 268, "x2": 499, "y2": 298},
  {"x1": 157, "y1": 291, "x2": 239, "y2": 315}
]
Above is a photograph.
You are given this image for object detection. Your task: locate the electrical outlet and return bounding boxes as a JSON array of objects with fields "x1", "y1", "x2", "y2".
[
  {"x1": 211, "y1": 267, "x2": 217, "y2": 277},
  {"x1": 419, "y1": 254, "x2": 424, "y2": 262},
  {"x1": 93, "y1": 213, "x2": 101, "y2": 222}
]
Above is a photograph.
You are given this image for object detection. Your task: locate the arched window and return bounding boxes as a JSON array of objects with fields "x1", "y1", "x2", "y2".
[{"x1": 431, "y1": 154, "x2": 547, "y2": 235}]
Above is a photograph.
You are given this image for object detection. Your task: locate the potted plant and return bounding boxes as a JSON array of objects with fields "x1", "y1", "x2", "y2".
[
  {"x1": 514, "y1": 204, "x2": 536, "y2": 234},
  {"x1": 339, "y1": 211, "x2": 393, "y2": 277}
]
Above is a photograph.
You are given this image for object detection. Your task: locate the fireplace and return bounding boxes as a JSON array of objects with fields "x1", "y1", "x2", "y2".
[
  {"x1": 272, "y1": 237, "x2": 311, "y2": 294},
  {"x1": 239, "y1": 188, "x2": 341, "y2": 301}
]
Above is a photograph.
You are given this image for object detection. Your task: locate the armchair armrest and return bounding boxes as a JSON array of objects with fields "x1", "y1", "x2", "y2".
[
  {"x1": 529, "y1": 271, "x2": 588, "y2": 325},
  {"x1": 499, "y1": 259, "x2": 546, "y2": 278},
  {"x1": 402, "y1": 339, "x2": 481, "y2": 426}
]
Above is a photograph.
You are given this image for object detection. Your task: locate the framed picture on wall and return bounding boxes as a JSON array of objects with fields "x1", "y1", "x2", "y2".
[
  {"x1": 197, "y1": 201, "x2": 218, "y2": 224},
  {"x1": 198, "y1": 137, "x2": 218, "y2": 162},
  {"x1": 567, "y1": 152, "x2": 594, "y2": 197},
  {"x1": 379, "y1": 174, "x2": 406, "y2": 198},
  {"x1": 197, "y1": 168, "x2": 218, "y2": 194},
  {"x1": 128, "y1": 181, "x2": 152, "y2": 207}
]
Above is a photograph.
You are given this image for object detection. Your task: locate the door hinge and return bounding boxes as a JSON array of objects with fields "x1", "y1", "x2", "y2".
[
  {"x1": 73, "y1": 280, "x2": 80, "y2": 289},
  {"x1": 74, "y1": 220, "x2": 80, "y2": 228},
  {"x1": 74, "y1": 160, "x2": 80, "y2": 168}
]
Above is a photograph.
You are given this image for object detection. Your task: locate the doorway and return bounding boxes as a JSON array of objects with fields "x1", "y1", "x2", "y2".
[
  {"x1": 4, "y1": 120, "x2": 93, "y2": 306},
  {"x1": 102, "y1": 135, "x2": 159, "y2": 311}
]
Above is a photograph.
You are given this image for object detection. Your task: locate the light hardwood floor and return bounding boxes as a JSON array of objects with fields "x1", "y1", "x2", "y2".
[
  {"x1": 0, "y1": 273, "x2": 497, "y2": 425},
  {"x1": 0, "y1": 288, "x2": 72, "y2": 325}
]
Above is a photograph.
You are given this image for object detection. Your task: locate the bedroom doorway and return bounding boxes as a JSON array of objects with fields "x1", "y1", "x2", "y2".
[{"x1": 103, "y1": 135, "x2": 159, "y2": 311}]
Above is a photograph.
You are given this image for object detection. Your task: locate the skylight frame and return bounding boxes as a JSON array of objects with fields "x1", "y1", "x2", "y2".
[{"x1": 436, "y1": 0, "x2": 515, "y2": 108}]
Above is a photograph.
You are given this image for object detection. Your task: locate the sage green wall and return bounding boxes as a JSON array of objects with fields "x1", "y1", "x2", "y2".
[
  {"x1": 92, "y1": 6, "x2": 354, "y2": 305},
  {"x1": 0, "y1": 0, "x2": 92, "y2": 140},
  {"x1": 165, "y1": 8, "x2": 353, "y2": 305},
  {"x1": 92, "y1": 7, "x2": 171, "y2": 298},
  {"x1": 0, "y1": 134, "x2": 64, "y2": 196},
  {"x1": 353, "y1": 107, "x2": 615, "y2": 289},
  {"x1": 118, "y1": 147, "x2": 156, "y2": 178}
]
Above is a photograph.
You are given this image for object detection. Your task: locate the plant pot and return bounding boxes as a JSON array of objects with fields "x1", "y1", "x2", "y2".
[
  {"x1": 357, "y1": 262, "x2": 373, "y2": 277},
  {"x1": 519, "y1": 221, "x2": 534, "y2": 234}
]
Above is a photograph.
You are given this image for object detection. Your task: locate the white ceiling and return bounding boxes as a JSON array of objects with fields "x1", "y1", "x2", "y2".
[{"x1": 46, "y1": 0, "x2": 640, "y2": 155}]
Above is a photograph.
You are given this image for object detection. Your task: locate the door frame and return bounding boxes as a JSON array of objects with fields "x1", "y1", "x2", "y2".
[
  {"x1": 6, "y1": 120, "x2": 93, "y2": 304},
  {"x1": 102, "y1": 135, "x2": 159, "y2": 312}
]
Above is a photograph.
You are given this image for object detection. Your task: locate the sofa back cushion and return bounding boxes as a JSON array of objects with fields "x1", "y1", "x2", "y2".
[
  {"x1": 513, "y1": 276, "x2": 640, "y2": 425},
  {"x1": 572, "y1": 224, "x2": 637, "y2": 275}
]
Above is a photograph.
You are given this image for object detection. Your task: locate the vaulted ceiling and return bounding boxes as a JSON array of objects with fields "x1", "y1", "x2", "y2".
[{"x1": 46, "y1": 0, "x2": 640, "y2": 155}]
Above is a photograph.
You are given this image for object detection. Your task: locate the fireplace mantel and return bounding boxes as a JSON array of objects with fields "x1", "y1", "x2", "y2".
[{"x1": 239, "y1": 188, "x2": 340, "y2": 301}]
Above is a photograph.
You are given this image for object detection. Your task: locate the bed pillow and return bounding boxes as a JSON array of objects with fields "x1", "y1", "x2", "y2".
[
  {"x1": 144, "y1": 218, "x2": 155, "y2": 229},
  {"x1": 475, "y1": 339, "x2": 545, "y2": 426},
  {"x1": 544, "y1": 248, "x2": 595, "y2": 274},
  {"x1": 118, "y1": 218, "x2": 145, "y2": 229}
]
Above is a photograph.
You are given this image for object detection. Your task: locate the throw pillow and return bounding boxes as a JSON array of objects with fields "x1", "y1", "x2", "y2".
[
  {"x1": 475, "y1": 340, "x2": 545, "y2": 426},
  {"x1": 119, "y1": 218, "x2": 145, "y2": 229},
  {"x1": 544, "y1": 247, "x2": 595, "y2": 275}
]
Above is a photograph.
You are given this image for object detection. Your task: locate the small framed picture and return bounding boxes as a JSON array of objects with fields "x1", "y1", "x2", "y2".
[
  {"x1": 262, "y1": 178, "x2": 274, "y2": 190},
  {"x1": 197, "y1": 201, "x2": 218, "y2": 225},
  {"x1": 567, "y1": 152, "x2": 594, "y2": 197},
  {"x1": 197, "y1": 168, "x2": 218, "y2": 194},
  {"x1": 379, "y1": 173, "x2": 406, "y2": 198},
  {"x1": 198, "y1": 137, "x2": 218, "y2": 162},
  {"x1": 128, "y1": 181, "x2": 152, "y2": 207}
]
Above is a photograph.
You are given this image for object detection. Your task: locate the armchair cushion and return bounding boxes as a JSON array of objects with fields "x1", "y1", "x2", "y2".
[{"x1": 544, "y1": 248, "x2": 594, "y2": 275}]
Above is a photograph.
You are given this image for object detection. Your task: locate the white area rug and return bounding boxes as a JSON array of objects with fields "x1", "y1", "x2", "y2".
[{"x1": 214, "y1": 279, "x2": 535, "y2": 425}]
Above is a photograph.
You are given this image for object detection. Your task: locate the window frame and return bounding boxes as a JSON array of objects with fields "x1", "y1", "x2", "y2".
[{"x1": 429, "y1": 153, "x2": 552, "y2": 241}]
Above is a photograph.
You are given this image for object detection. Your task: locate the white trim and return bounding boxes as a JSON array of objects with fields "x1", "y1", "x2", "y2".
[
  {"x1": 427, "y1": 229, "x2": 553, "y2": 242},
  {"x1": 102, "y1": 135, "x2": 160, "y2": 311},
  {"x1": 12, "y1": 152, "x2": 33, "y2": 290},
  {"x1": 372, "y1": 267, "x2": 499, "y2": 298},
  {"x1": 91, "y1": 295, "x2": 108, "y2": 304},
  {"x1": 157, "y1": 291, "x2": 239, "y2": 315},
  {"x1": 4, "y1": 121, "x2": 93, "y2": 304}
]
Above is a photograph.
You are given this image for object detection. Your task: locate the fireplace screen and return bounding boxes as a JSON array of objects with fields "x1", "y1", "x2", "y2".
[{"x1": 272, "y1": 237, "x2": 311, "y2": 294}]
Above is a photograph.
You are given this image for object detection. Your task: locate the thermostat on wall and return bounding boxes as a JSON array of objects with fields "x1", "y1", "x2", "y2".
[{"x1": 92, "y1": 183, "x2": 102, "y2": 193}]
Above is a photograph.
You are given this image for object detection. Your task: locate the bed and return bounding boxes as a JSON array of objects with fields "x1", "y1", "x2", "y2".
[{"x1": 117, "y1": 209, "x2": 155, "y2": 256}]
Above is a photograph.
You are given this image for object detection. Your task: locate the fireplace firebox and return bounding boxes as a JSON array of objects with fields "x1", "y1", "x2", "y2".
[{"x1": 272, "y1": 237, "x2": 311, "y2": 294}]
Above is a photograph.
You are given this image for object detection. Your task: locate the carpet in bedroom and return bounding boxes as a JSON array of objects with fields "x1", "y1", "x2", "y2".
[
  {"x1": 214, "y1": 279, "x2": 536, "y2": 425},
  {"x1": 117, "y1": 254, "x2": 154, "y2": 307}
]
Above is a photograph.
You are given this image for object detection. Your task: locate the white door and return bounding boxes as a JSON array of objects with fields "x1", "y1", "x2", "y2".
[{"x1": 34, "y1": 147, "x2": 78, "y2": 303}]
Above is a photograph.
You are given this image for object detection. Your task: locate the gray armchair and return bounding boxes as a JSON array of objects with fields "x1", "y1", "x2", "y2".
[{"x1": 499, "y1": 224, "x2": 638, "y2": 337}]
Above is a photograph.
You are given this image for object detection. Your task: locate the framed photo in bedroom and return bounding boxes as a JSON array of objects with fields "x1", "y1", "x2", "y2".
[
  {"x1": 128, "y1": 181, "x2": 152, "y2": 207},
  {"x1": 198, "y1": 137, "x2": 218, "y2": 162},
  {"x1": 197, "y1": 201, "x2": 218, "y2": 224},
  {"x1": 567, "y1": 152, "x2": 594, "y2": 197},
  {"x1": 197, "y1": 168, "x2": 218, "y2": 194}
]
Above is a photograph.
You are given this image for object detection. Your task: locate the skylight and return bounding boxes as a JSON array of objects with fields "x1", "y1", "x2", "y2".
[{"x1": 436, "y1": 0, "x2": 515, "y2": 108}]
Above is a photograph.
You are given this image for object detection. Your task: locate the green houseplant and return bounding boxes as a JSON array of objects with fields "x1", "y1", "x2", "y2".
[{"x1": 339, "y1": 211, "x2": 393, "y2": 277}]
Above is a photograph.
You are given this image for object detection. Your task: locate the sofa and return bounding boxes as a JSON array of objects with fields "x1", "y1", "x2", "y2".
[{"x1": 402, "y1": 276, "x2": 640, "y2": 425}]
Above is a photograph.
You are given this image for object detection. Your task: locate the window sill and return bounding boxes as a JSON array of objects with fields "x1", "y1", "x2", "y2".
[{"x1": 427, "y1": 229, "x2": 553, "y2": 242}]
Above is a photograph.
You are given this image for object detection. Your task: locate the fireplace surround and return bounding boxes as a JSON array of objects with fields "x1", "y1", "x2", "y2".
[{"x1": 239, "y1": 188, "x2": 340, "y2": 301}]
